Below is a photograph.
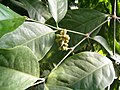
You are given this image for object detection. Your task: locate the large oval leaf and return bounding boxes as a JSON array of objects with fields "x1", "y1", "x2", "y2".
[
  {"x1": 0, "y1": 22, "x2": 55, "y2": 60},
  {"x1": 46, "y1": 52, "x2": 115, "y2": 90},
  {"x1": 0, "y1": 46, "x2": 39, "y2": 90},
  {"x1": 48, "y1": 0, "x2": 68, "y2": 23},
  {"x1": 12, "y1": 0, "x2": 51, "y2": 23},
  {"x1": 59, "y1": 8, "x2": 107, "y2": 37},
  {"x1": 0, "y1": 4, "x2": 25, "y2": 37},
  {"x1": 47, "y1": 9, "x2": 107, "y2": 51}
]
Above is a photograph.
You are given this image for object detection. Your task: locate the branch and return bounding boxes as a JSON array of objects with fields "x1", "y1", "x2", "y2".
[
  {"x1": 29, "y1": 78, "x2": 45, "y2": 87},
  {"x1": 113, "y1": 0, "x2": 116, "y2": 55},
  {"x1": 52, "y1": 37, "x2": 87, "y2": 72},
  {"x1": 117, "y1": 18, "x2": 120, "y2": 23},
  {"x1": 26, "y1": 17, "x2": 86, "y2": 36},
  {"x1": 51, "y1": 17, "x2": 112, "y2": 71},
  {"x1": 88, "y1": 17, "x2": 112, "y2": 35}
]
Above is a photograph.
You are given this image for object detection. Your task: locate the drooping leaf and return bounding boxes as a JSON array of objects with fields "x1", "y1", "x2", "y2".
[
  {"x1": 93, "y1": 36, "x2": 113, "y2": 55},
  {"x1": 0, "y1": 46, "x2": 39, "y2": 90},
  {"x1": 48, "y1": 0, "x2": 68, "y2": 23},
  {"x1": 46, "y1": 52, "x2": 115, "y2": 90},
  {"x1": 0, "y1": 22, "x2": 55, "y2": 60},
  {"x1": 12, "y1": 0, "x2": 51, "y2": 23},
  {"x1": 10, "y1": 0, "x2": 26, "y2": 9},
  {"x1": 0, "y1": 3, "x2": 25, "y2": 37}
]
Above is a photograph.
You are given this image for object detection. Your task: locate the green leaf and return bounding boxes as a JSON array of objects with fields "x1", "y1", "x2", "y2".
[
  {"x1": 93, "y1": 36, "x2": 113, "y2": 55},
  {"x1": 48, "y1": 0, "x2": 68, "y2": 23},
  {"x1": 46, "y1": 52, "x2": 115, "y2": 90},
  {"x1": 13, "y1": 0, "x2": 51, "y2": 23},
  {"x1": 47, "y1": 9, "x2": 107, "y2": 50},
  {"x1": 59, "y1": 9, "x2": 107, "y2": 35},
  {"x1": 60, "y1": 9, "x2": 107, "y2": 50},
  {"x1": 0, "y1": 22, "x2": 55, "y2": 60},
  {"x1": 0, "y1": 3, "x2": 25, "y2": 37},
  {"x1": 0, "y1": 46, "x2": 39, "y2": 90}
]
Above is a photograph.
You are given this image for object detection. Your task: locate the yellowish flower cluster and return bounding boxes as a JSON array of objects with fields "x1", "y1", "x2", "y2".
[{"x1": 56, "y1": 29, "x2": 70, "y2": 51}]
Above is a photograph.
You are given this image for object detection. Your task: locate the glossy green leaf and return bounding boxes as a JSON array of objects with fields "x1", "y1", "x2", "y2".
[
  {"x1": 47, "y1": 9, "x2": 107, "y2": 50},
  {"x1": 67, "y1": 9, "x2": 108, "y2": 50},
  {"x1": 0, "y1": 22, "x2": 55, "y2": 60},
  {"x1": 0, "y1": 3, "x2": 25, "y2": 37},
  {"x1": 46, "y1": 52, "x2": 115, "y2": 90},
  {"x1": 48, "y1": 0, "x2": 68, "y2": 23},
  {"x1": 93, "y1": 36, "x2": 113, "y2": 55},
  {"x1": 0, "y1": 46, "x2": 39, "y2": 90},
  {"x1": 12, "y1": 0, "x2": 51, "y2": 23},
  {"x1": 59, "y1": 9, "x2": 107, "y2": 36}
]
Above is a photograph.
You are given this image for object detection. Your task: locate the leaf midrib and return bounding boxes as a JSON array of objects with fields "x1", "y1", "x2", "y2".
[
  {"x1": 57, "y1": 0, "x2": 67, "y2": 20},
  {"x1": 69, "y1": 61, "x2": 112, "y2": 88},
  {"x1": 22, "y1": 31, "x2": 54, "y2": 46},
  {"x1": 21, "y1": 0, "x2": 42, "y2": 17},
  {"x1": 0, "y1": 16, "x2": 24, "y2": 21},
  {"x1": 0, "y1": 65, "x2": 39, "y2": 78},
  {"x1": 0, "y1": 29, "x2": 54, "y2": 49}
]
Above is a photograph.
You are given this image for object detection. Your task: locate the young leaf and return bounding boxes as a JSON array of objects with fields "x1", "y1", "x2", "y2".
[
  {"x1": 0, "y1": 4, "x2": 25, "y2": 37},
  {"x1": 12, "y1": 0, "x2": 51, "y2": 23},
  {"x1": 48, "y1": 0, "x2": 68, "y2": 23},
  {"x1": 0, "y1": 46, "x2": 39, "y2": 90},
  {"x1": 46, "y1": 52, "x2": 115, "y2": 90},
  {"x1": 93, "y1": 36, "x2": 113, "y2": 55},
  {"x1": 0, "y1": 22, "x2": 55, "y2": 60}
]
